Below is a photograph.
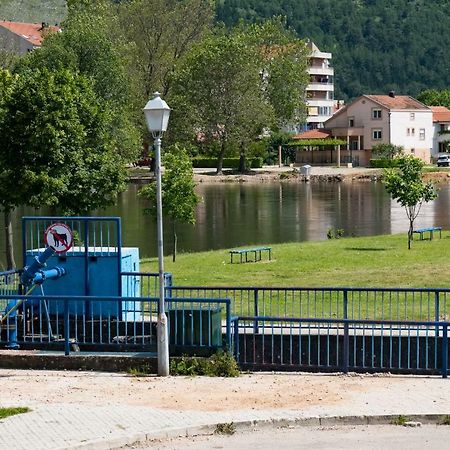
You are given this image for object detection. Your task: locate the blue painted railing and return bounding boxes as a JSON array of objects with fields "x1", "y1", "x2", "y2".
[
  {"x1": 165, "y1": 285, "x2": 450, "y2": 323},
  {"x1": 231, "y1": 316, "x2": 450, "y2": 378},
  {"x1": 0, "y1": 293, "x2": 231, "y2": 354}
]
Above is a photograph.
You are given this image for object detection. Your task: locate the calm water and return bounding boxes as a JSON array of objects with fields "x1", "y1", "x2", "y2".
[{"x1": 2, "y1": 181, "x2": 450, "y2": 267}]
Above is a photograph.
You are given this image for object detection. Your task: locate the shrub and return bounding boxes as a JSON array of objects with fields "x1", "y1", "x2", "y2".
[
  {"x1": 327, "y1": 228, "x2": 345, "y2": 239},
  {"x1": 170, "y1": 351, "x2": 240, "y2": 377},
  {"x1": 192, "y1": 157, "x2": 263, "y2": 169},
  {"x1": 370, "y1": 158, "x2": 401, "y2": 168}
]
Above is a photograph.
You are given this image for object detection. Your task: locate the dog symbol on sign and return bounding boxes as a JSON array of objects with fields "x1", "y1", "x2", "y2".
[{"x1": 44, "y1": 223, "x2": 73, "y2": 253}]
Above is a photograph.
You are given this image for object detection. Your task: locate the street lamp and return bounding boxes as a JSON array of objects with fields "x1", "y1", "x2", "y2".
[{"x1": 144, "y1": 92, "x2": 171, "y2": 376}]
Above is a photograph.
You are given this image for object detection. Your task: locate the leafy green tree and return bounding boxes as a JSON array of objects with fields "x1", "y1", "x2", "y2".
[
  {"x1": 171, "y1": 19, "x2": 308, "y2": 174},
  {"x1": 16, "y1": 0, "x2": 140, "y2": 163},
  {"x1": 384, "y1": 156, "x2": 437, "y2": 250},
  {"x1": 118, "y1": 0, "x2": 214, "y2": 100},
  {"x1": 0, "y1": 68, "x2": 127, "y2": 268},
  {"x1": 140, "y1": 147, "x2": 200, "y2": 262},
  {"x1": 417, "y1": 89, "x2": 450, "y2": 109},
  {"x1": 372, "y1": 143, "x2": 404, "y2": 160}
]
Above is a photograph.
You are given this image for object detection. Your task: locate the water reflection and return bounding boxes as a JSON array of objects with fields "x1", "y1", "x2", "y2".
[{"x1": 0, "y1": 181, "x2": 448, "y2": 268}]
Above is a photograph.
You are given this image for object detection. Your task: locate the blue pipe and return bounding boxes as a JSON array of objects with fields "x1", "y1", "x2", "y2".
[
  {"x1": 21, "y1": 246, "x2": 55, "y2": 286},
  {"x1": 4, "y1": 247, "x2": 67, "y2": 348},
  {"x1": 33, "y1": 267, "x2": 66, "y2": 284}
]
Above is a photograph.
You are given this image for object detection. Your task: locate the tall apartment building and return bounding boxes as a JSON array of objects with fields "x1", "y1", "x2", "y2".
[{"x1": 305, "y1": 41, "x2": 335, "y2": 130}]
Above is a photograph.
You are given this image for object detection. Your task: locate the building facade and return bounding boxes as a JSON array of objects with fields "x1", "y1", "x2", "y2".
[
  {"x1": 323, "y1": 93, "x2": 433, "y2": 166},
  {"x1": 305, "y1": 41, "x2": 335, "y2": 130},
  {"x1": 430, "y1": 106, "x2": 450, "y2": 156}
]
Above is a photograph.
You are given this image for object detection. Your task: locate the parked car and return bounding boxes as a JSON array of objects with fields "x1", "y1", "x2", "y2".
[{"x1": 437, "y1": 154, "x2": 450, "y2": 167}]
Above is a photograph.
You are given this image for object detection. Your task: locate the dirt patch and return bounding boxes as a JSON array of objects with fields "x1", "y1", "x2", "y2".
[{"x1": 0, "y1": 369, "x2": 410, "y2": 412}]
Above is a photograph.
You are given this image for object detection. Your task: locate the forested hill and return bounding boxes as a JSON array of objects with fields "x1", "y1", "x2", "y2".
[
  {"x1": 2, "y1": 0, "x2": 449, "y2": 101},
  {"x1": 0, "y1": 0, "x2": 66, "y2": 25},
  {"x1": 217, "y1": 0, "x2": 450, "y2": 100}
]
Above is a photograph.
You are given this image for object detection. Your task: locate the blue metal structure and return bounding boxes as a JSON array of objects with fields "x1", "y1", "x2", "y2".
[{"x1": 22, "y1": 217, "x2": 140, "y2": 320}]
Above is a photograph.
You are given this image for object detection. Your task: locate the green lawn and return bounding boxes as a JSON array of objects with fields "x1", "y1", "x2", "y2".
[
  {"x1": 139, "y1": 233, "x2": 450, "y2": 320},
  {"x1": 141, "y1": 233, "x2": 450, "y2": 289}
]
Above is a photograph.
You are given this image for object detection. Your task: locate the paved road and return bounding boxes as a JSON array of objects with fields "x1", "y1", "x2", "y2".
[{"x1": 140, "y1": 424, "x2": 450, "y2": 450}]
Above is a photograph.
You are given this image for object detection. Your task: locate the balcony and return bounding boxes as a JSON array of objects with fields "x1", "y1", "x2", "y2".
[
  {"x1": 307, "y1": 83, "x2": 334, "y2": 91},
  {"x1": 308, "y1": 67, "x2": 334, "y2": 76}
]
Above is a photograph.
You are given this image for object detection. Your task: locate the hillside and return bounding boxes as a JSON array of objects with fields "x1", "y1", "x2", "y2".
[
  {"x1": 217, "y1": 0, "x2": 450, "y2": 100},
  {"x1": 2, "y1": 0, "x2": 449, "y2": 101},
  {"x1": 0, "y1": 0, "x2": 66, "y2": 24}
]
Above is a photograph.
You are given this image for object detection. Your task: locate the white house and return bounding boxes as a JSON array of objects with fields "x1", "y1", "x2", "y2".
[
  {"x1": 430, "y1": 106, "x2": 450, "y2": 156},
  {"x1": 323, "y1": 93, "x2": 433, "y2": 165}
]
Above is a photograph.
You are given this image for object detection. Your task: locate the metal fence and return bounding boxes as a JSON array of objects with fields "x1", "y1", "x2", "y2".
[
  {"x1": 167, "y1": 286, "x2": 450, "y2": 323},
  {"x1": 232, "y1": 316, "x2": 449, "y2": 378},
  {"x1": 3, "y1": 269, "x2": 450, "y2": 376},
  {"x1": 0, "y1": 293, "x2": 231, "y2": 355}
]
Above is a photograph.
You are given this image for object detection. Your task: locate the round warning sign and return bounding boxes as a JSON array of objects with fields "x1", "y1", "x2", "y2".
[{"x1": 44, "y1": 223, "x2": 73, "y2": 253}]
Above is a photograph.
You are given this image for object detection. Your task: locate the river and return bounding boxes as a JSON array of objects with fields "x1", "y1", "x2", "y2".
[{"x1": 1, "y1": 181, "x2": 450, "y2": 267}]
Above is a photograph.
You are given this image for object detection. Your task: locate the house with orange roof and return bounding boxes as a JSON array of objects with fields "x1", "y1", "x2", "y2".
[
  {"x1": 431, "y1": 106, "x2": 450, "y2": 156},
  {"x1": 0, "y1": 21, "x2": 59, "y2": 55},
  {"x1": 322, "y1": 92, "x2": 433, "y2": 166}
]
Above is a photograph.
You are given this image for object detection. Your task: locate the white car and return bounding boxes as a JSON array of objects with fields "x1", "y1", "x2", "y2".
[{"x1": 437, "y1": 154, "x2": 450, "y2": 167}]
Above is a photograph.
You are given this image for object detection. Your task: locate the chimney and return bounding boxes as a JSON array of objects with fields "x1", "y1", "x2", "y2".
[{"x1": 389, "y1": 91, "x2": 395, "y2": 98}]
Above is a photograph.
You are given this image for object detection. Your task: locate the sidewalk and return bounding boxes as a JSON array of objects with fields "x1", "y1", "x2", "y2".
[{"x1": 0, "y1": 370, "x2": 449, "y2": 450}]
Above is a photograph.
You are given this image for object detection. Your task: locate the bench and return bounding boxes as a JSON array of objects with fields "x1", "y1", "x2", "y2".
[
  {"x1": 413, "y1": 226, "x2": 442, "y2": 241},
  {"x1": 229, "y1": 246, "x2": 272, "y2": 264}
]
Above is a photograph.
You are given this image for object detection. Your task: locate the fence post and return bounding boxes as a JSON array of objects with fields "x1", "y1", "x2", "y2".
[
  {"x1": 253, "y1": 288, "x2": 259, "y2": 334},
  {"x1": 343, "y1": 290, "x2": 349, "y2": 374},
  {"x1": 226, "y1": 300, "x2": 231, "y2": 351},
  {"x1": 442, "y1": 324, "x2": 448, "y2": 379},
  {"x1": 233, "y1": 318, "x2": 240, "y2": 363},
  {"x1": 64, "y1": 299, "x2": 70, "y2": 356},
  {"x1": 435, "y1": 291, "x2": 440, "y2": 337}
]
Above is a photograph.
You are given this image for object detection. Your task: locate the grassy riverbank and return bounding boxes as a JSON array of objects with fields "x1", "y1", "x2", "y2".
[{"x1": 141, "y1": 233, "x2": 450, "y2": 288}]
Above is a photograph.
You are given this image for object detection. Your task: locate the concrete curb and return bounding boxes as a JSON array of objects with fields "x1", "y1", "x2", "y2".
[{"x1": 69, "y1": 413, "x2": 450, "y2": 450}]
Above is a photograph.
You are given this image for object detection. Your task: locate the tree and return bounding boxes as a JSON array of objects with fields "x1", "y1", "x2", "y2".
[
  {"x1": 384, "y1": 156, "x2": 437, "y2": 250},
  {"x1": 417, "y1": 89, "x2": 450, "y2": 109},
  {"x1": 139, "y1": 146, "x2": 199, "y2": 262},
  {"x1": 16, "y1": 0, "x2": 140, "y2": 163},
  {"x1": 372, "y1": 143, "x2": 404, "y2": 160},
  {"x1": 118, "y1": 0, "x2": 214, "y2": 100},
  {"x1": 0, "y1": 68, "x2": 127, "y2": 268},
  {"x1": 171, "y1": 18, "x2": 308, "y2": 174}
]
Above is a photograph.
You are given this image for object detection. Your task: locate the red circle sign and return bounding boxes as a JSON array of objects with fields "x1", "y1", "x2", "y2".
[{"x1": 44, "y1": 223, "x2": 73, "y2": 253}]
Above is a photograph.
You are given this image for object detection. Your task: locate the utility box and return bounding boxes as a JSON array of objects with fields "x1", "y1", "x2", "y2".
[
  {"x1": 300, "y1": 164, "x2": 312, "y2": 176},
  {"x1": 25, "y1": 247, "x2": 140, "y2": 321},
  {"x1": 168, "y1": 307, "x2": 222, "y2": 347}
]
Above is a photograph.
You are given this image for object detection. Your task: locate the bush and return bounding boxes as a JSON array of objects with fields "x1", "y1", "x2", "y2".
[
  {"x1": 370, "y1": 158, "x2": 401, "y2": 168},
  {"x1": 170, "y1": 351, "x2": 240, "y2": 377},
  {"x1": 192, "y1": 157, "x2": 263, "y2": 169}
]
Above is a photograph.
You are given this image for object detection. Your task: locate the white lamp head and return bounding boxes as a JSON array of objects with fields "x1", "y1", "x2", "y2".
[{"x1": 143, "y1": 92, "x2": 171, "y2": 135}]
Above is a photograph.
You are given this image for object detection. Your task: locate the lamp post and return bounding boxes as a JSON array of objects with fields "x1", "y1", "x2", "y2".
[{"x1": 143, "y1": 92, "x2": 171, "y2": 376}]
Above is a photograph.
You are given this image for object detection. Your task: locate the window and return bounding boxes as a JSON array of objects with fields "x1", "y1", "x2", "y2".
[
  {"x1": 372, "y1": 129, "x2": 382, "y2": 140},
  {"x1": 411, "y1": 148, "x2": 415, "y2": 154},
  {"x1": 372, "y1": 109, "x2": 382, "y2": 119},
  {"x1": 411, "y1": 128, "x2": 415, "y2": 136},
  {"x1": 407, "y1": 128, "x2": 410, "y2": 136},
  {"x1": 410, "y1": 113, "x2": 415, "y2": 120},
  {"x1": 419, "y1": 128, "x2": 425, "y2": 140},
  {"x1": 348, "y1": 117, "x2": 354, "y2": 127}
]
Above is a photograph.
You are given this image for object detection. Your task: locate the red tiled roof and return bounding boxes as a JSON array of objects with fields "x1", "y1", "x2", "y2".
[
  {"x1": 0, "y1": 21, "x2": 59, "y2": 46},
  {"x1": 292, "y1": 129, "x2": 331, "y2": 140},
  {"x1": 364, "y1": 95, "x2": 428, "y2": 110},
  {"x1": 430, "y1": 106, "x2": 450, "y2": 123}
]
